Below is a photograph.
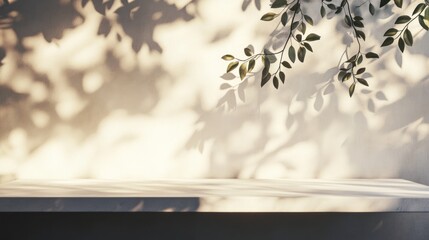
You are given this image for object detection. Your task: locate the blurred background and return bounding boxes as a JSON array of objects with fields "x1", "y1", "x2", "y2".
[{"x1": 0, "y1": 0, "x2": 428, "y2": 184}]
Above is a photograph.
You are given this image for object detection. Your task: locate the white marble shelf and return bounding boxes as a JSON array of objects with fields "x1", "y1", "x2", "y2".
[{"x1": 1, "y1": 179, "x2": 429, "y2": 212}]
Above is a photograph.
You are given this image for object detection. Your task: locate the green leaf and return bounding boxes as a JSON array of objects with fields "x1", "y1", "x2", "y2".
[
  {"x1": 282, "y1": 61, "x2": 292, "y2": 68},
  {"x1": 288, "y1": 46, "x2": 296, "y2": 63},
  {"x1": 261, "y1": 12, "x2": 277, "y2": 21},
  {"x1": 349, "y1": 82, "x2": 356, "y2": 97},
  {"x1": 346, "y1": 54, "x2": 357, "y2": 62},
  {"x1": 239, "y1": 63, "x2": 247, "y2": 80},
  {"x1": 273, "y1": 76, "x2": 279, "y2": 89},
  {"x1": 298, "y1": 47, "x2": 306, "y2": 62},
  {"x1": 394, "y1": 0, "x2": 402, "y2": 8},
  {"x1": 403, "y1": 29, "x2": 413, "y2": 46},
  {"x1": 327, "y1": 4, "x2": 336, "y2": 10},
  {"x1": 261, "y1": 73, "x2": 271, "y2": 87},
  {"x1": 244, "y1": 47, "x2": 253, "y2": 56},
  {"x1": 381, "y1": 37, "x2": 394, "y2": 47},
  {"x1": 354, "y1": 20, "x2": 364, "y2": 28},
  {"x1": 296, "y1": 34, "x2": 302, "y2": 42},
  {"x1": 384, "y1": 28, "x2": 398, "y2": 36},
  {"x1": 279, "y1": 71, "x2": 285, "y2": 83},
  {"x1": 271, "y1": 0, "x2": 287, "y2": 8},
  {"x1": 343, "y1": 72, "x2": 352, "y2": 82},
  {"x1": 357, "y1": 55, "x2": 363, "y2": 65},
  {"x1": 426, "y1": 8, "x2": 429, "y2": 20},
  {"x1": 305, "y1": 33, "x2": 321, "y2": 41},
  {"x1": 398, "y1": 37, "x2": 405, "y2": 52},
  {"x1": 222, "y1": 54, "x2": 234, "y2": 61},
  {"x1": 338, "y1": 71, "x2": 346, "y2": 82},
  {"x1": 303, "y1": 42, "x2": 313, "y2": 52},
  {"x1": 365, "y1": 52, "x2": 379, "y2": 59},
  {"x1": 291, "y1": 21, "x2": 300, "y2": 30},
  {"x1": 395, "y1": 15, "x2": 411, "y2": 24},
  {"x1": 281, "y1": 12, "x2": 288, "y2": 26},
  {"x1": 345, "y1": 15, "x2": 352, "y2": 27},
  {"x1": 320, "y1": 6, "x2": 326, "y2": 18},
  {"x1": 380, "y1": 0, "x2": 391, "y2": 8},
  {"x1": 356, "y1": 30, "x2": 366, "y2": 40},
  {"x1": 357, "y1": 78, "x2": 369, "y2": 87},
  {"x1": 290, "y1": 3, "x2": 300, "y2": 12},
  {"x1": 369, "y1": 3, "x2": 375, "y2": 15},
  {"x1": 297, "y1": 22, "x2": 306, "y2": 34},
  {"x1": 227, "y1": 61, "x2": 239, "y2": 72},
  {"x1": 304, "y1": 15, "x2": 313, "y2": 25},
  {"x1": 356, "y1": 67, "x2": 366, "y2": 75},
  {"x1": 248, "y1": 59, "x2": 255, "y2": 72},
  {"x1": 264, "y1": 49, "x2": 277, "y2": 63},
  {"x1": 413, "y1": 3, "x2": 426, "y2": 15},
  {"x1": 419, "y1": 15, "x2": 429, "y2": 30}
]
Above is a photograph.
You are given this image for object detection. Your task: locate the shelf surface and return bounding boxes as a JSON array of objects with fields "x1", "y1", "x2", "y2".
[{"x1": 1, "y1": 179, "x2": 429, "y2": 212}]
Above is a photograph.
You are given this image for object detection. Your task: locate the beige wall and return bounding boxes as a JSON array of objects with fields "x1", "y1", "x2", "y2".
[{"x1": 0, "y1": 0, "x2": 428, "y2": 183}]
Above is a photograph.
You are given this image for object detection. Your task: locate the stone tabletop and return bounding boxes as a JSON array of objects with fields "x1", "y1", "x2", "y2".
[{"x1": 1, "y1": 179, "x2": 429, "y2": 212}]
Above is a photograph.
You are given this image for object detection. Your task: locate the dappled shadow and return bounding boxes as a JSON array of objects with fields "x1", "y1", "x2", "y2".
[{"x1": 0, "y1": 0, "x2": 198, "y2": 173}]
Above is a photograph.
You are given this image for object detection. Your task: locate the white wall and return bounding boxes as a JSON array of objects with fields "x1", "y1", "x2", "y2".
[{"x1": 0, "y1": 0, "x2": 428, "y2": 184}]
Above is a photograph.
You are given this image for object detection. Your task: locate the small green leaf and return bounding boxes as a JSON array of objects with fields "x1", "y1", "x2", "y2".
[
  {"x1": 227, "y1": 61, "x2": 239, "y2": 72},
  {"x1": 261, "y1": 12, "x2": 277, "y2": 21},
  {"x1": 297, "y1": 22, "x2": 306, "y2": 34},
  {"x1": 365, "y1": 52, "x2": 379, "y2": 59},
  {"x1": 303, "y1": 42, "x2": 313, "y2": 52},
  {"x1": 261, "y1": 73, "x2": 271, "y2": 87},
  {"x1": 381, "y1": 37, "x2": 394, "y2": 47},
  {"x1": 394, "y1": 0, "x2": 402, "y2": 8},
  {"x1": 357, "y1": 55, "x2": 363, "y2": 65},
  {"x1": 291, "y1": 21, "x2": 300, "y2": 30},
  {"x1": 398, "y1": 37, "x2": 405, "y2": 52},
  {"x1": 305, "y1": 33, "x2": 321, "y2": 41},
  {"x1": 239, "y1": 63, "x2": 247, "y2": 80},
  {"x1": 281, "y1": 12, "x2": 288, "y2": 26},
  {"x1": 380, "y1": 0, "x2": 391, "y2": 8},
  {"x1": 296, "y1": 34, "x2": 302, "y2": 42},
  {"x1": 412, "y1": 3, "x2": 426, "y2": 15},
  {"x1": 320, "y1": 6, "x2": 326, "y2": 18},
  {"x1": 384, "y1": 28, "x2": 398, "y2": 36},
  {"x1": 271, "y1": 0, "x2": 287, "y2": 8},
  {"x1": 244, "y1": 48, "x2": 253, "y2": 57},
  {"x1": 264, "y1": 50, "x2": 277, "y2": 64},
  {"x1": 298, "y1": 47, "x2": 306, "y2": 62},
  {"x1": 279, "y1": 71, "x2": 285, "y2": 83},
  {"x1": 222, "y1": 54, "x2": 234, "y2": 61},
  {"x1": 273, "y1": 76, "x2": 279, "y2": 89},
  {"x1": 354, "y1": 20, "x2": 364, "y2": 28},
  {"x1": 419, "y1": 15, "x2": 429, "y2": 30},
  {"x1": 338, "y1": 71, "x2": 346, "y2": 82},
  {"x1": 403, "y1": 29, "x2": 413, "y2": 46},
  {"x1": 288, "y1": 46, "x2": 296, "y2": 63},
  {"x1": 349, "y1": 82, "x2": 356, "y2": 97},
  {"x1": 327, "y1": 4, "x2": 336, "y2": 10},
  {"x1": 357, "y1": 78, "x2": 369, "y2": 86},
  {"x1": 356, "y1": 68, "x2": 366, "y2": 75},
  {"x1": 304, "y1": 15, "x2": 313, "y2": 25},
  {"x1": 282, "y1": 61, "x2": 292, "y2": 68},
  {"x1": 290, "y1": 3, "x2": 300, "y2": 12},
  {"x1": 248, "y1": 59, "x2": 255, "y2": 72},
  {"x1": 395, "y1": 15, "x2": 411, "y2": 24},
  {"x1": 369, "y1": 3, "x2": 375, "y2": 15},
  {"x1": 356, "y1": 30, "x2": 366, "y2": 40}
]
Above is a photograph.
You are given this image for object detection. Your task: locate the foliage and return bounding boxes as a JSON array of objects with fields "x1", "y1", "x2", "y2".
[{"x1": 222, "y1": 0, "x2": 429, "y2": 97}]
